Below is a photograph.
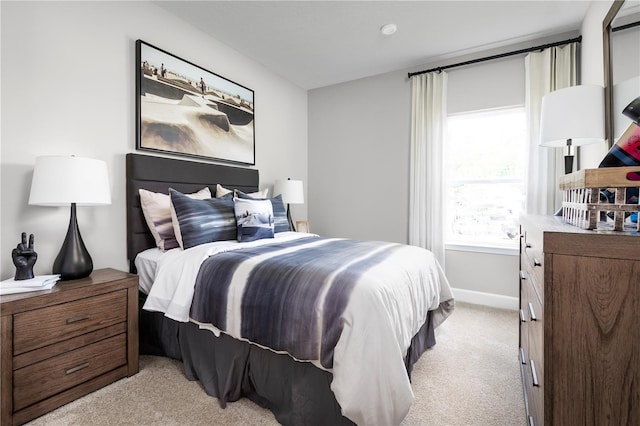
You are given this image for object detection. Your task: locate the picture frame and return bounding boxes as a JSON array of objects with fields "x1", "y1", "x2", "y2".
[
  {"x1": 136, "y1": 40, "x2": 255, "y2": 165},
  {"x1": 296, "y1": 221, "x2": 310, "y2": 233}
]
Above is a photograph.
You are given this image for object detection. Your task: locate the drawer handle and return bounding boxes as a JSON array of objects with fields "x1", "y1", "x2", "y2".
[
  {"x1": 520, "y1": 309, "x2": 526, "y2": 323},
  {"x1": 530, "y1": 359, "x2": 540, "y2": 387},
  {"x1": 65, "y1": 362, "x2": 90, "y2": 375},
  {"x1": 520, "y1": 347, "x2": 526, "y2": 365},
  {"x1": 519, "y1": 270, "x2": 527, "y2": 280},
  {"x1": 525, "y1": 243, "x2": 532, "y2": 248},
  {"x1": 528, "y1": 302, "x2": 537, "y2": 321},
  {"x1": 66, "y1": 315, "x2": 91, "y2": 324},
  {"x1": 533, "y1": 258, "x2": 542, "y2": 267}
]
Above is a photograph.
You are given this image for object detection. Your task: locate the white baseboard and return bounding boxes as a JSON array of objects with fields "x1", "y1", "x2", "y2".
[{"x1": 452, "y1": 287, "x2": 518, "y2": 311}]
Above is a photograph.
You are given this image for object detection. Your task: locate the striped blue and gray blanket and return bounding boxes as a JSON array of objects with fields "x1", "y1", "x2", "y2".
[{"x1": 190, "y1": 237, "x2": 403, "y2": 369}]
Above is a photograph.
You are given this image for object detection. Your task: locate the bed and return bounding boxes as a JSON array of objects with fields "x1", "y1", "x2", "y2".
[{"x1": 126, "y1": 153, "x2": 454, "y2": 426}]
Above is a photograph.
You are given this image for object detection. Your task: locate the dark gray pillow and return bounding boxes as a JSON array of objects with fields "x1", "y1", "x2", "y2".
[
  {"x1": 235, "y1": 190, "x2": 290, "y2": 233},
  {"x1": 169, "y1": 188, "x2": 236, "y2": 249}
]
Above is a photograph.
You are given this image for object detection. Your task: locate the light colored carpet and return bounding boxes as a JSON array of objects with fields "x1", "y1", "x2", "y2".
[{"x1": 26, "y1": 302, "x2": 525, "y2": 425}]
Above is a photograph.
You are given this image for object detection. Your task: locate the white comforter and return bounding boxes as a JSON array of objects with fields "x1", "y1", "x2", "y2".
[{"x1": 143, "y1": 232, "x2": 454, "y2": 425}]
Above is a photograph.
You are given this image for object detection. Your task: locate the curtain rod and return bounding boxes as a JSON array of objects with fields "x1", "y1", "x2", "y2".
[
  {"x1": 612, "y1": 20, "x2": 640, "y2": 32},
  {"x1": 407, "y1": 36, "x2": 582, "y2": 79}
]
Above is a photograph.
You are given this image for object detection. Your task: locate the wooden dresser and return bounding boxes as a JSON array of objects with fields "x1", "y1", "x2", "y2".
[
  {"x1": 519, "y1": 215, "x2": 639, "y2": 426},
  {"x1": 0, "y1": 268, "x2": 139, "y2": 425}
]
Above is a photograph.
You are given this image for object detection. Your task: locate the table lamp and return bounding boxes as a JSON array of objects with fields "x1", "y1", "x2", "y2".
[
  {"x1": 539, "y1": 84, "x2": 605, "y2": 174},
  {"x1": 273, "y1": 178, "x2": 304, "y2": 231},
  {"x1": 29, "y1": 156, "x2": 111, "y2": 280}
]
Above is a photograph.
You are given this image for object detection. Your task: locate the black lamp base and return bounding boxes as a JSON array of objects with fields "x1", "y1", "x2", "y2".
[
  {"x1": 53, "y1": 203, "x2": 93, "y2": 280},
  {"x1": 286, "y1": 204, "x2": 296, "y2": 232},
  {"x1": 564, "y1": 154, "x2": 574, "y2": 175}
]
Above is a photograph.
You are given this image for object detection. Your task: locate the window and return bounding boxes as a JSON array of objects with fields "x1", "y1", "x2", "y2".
[{"x1": 445, "y1": 107, "x2": 526, "y2": 249}]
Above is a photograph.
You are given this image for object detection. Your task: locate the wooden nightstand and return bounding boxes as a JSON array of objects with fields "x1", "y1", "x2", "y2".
[{"x1": 0, "y1": 268, "x2": 139, "y2": 425}]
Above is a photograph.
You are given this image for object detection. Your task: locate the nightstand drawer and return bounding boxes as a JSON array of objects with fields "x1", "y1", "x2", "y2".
[
  {"x1": 13, "y1": 290, "x2": 127, "y2": 355},
  {"x1": 13, "y1": 333, "x2": 126, "y2": 411}
]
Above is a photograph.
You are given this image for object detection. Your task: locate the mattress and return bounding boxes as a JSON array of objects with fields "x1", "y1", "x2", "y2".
[{"x1": 134, "y1": 247, "x2": 164, "y2": 294}]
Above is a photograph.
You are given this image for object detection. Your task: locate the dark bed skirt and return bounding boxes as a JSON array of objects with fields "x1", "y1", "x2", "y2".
[{"x1": 139, "y1": 292, "x2": 435, "y2": 425}]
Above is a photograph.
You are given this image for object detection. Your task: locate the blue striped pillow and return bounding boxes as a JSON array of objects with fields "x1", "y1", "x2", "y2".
[{"x1": 169, "y1": 188, "x2": 236, "y2": 249}]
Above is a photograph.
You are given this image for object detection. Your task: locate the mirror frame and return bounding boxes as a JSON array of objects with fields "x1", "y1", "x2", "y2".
[{"x1": 603, "y1": 0, "x2": 625, "y2": 149}]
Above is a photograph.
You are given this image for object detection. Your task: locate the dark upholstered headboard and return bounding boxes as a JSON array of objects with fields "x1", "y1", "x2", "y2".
[{"x1": 126, "y1": 153, "x2": 259, "y2": 272}]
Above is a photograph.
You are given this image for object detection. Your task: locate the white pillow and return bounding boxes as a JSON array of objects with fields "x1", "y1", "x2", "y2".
[
  {"x1": 216, "y1": 183, "x2": 268, "y2": 199},
  {"x1": 139, "y1": 187, "x2": 211, "y2": 250},
  {"x1": 234, "y1": 197, "x2": 275, "y2": 242}
]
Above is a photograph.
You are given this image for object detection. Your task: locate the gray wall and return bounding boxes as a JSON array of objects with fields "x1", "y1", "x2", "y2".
[
  {"x1": 0, "y1": 1, "x2": 308, "y2": 278},
  {"x1": 308, "y1": 71, "x2": 410, "y2": 243}
]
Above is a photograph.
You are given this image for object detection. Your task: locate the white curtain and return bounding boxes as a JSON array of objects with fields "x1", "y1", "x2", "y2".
[
  {"x1": 409, "y1": 72, "x2": 447, "y2": 268},
  {"x1": 525, "y1": 43, "x2": 577, "y2": 215}
]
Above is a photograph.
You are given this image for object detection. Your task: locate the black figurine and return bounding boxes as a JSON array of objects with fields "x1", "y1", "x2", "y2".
[{"x1": 12, "y1": 232, "x2": 37, "y2": 280}]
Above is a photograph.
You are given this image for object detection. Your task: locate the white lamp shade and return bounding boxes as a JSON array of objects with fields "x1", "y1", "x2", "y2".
[
  {"x1": 273, "y1": 179, "x2": 304, "y2": 204},
  {"x1": 539, "y1": 84, "x2": 605, "y2": 147},
  {"x1": 29, "y1": 156, "x2": 111, "y2": 206}
]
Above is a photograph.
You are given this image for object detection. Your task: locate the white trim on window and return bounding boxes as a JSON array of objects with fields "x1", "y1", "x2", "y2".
[{"x1": 445, "y1": 243, "x2": 519, "y2": 256}]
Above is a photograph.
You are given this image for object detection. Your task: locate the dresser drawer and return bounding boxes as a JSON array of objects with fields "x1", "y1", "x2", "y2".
[
  {"x1": 519, "y1": 270, "x2": 530, "y2": 363},
  {"x1": 525, "y1": 278, "x2": 544, "y2": 426},
  {"x1": 13, "y1": 333, "x2": 126, "y2": 411},
  {"x1": 522, "y1": 229, "x2": 544, "y2": 301},
  {"x1": 522, "y1": 367, "x2": 538, "y2": 426},
  {"x1": 13, "y1": 290, "x2": 127, "y2": 355}
]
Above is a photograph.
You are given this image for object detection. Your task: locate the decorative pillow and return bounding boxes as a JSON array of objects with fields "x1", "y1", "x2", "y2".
[
  {"x1": 169, "y1": 188, "x2": 236, "y2": 249},
  {"x1": 216, "y1": 183, "x2": 268, "y2": 199},
  {"x1": 139, "y1": 187, "x2": 211, "y2": 250},
  {"x1": 235, "y1": 191, "x2": 289, "y2": 233},
  {"x1": 234, "y1": 197, "x2": 275, "y2": 242}
]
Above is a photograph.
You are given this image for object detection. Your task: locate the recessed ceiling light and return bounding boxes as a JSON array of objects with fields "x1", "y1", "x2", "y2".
[{"x1": 380, "y1": 23, "x2": 397, "y2": 36}]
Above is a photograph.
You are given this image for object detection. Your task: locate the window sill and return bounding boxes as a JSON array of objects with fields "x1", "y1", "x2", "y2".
[{"x1": 445, "y1": 243, "x2": 519, "y2": 256}]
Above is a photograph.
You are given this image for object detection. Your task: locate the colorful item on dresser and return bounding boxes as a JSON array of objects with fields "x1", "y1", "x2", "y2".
[{"x1": 598, "y1": 123, "x2": 640, "y2": 223}]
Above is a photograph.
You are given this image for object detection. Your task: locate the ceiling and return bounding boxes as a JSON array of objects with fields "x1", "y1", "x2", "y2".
[{"x1": 154, "y1": 1, "x2": 594, "y2": 90}]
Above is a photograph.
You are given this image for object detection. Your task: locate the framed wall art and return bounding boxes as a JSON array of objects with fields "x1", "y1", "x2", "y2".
[
  {"x1": 136, "y1": 40, "x2": 255, "y2": 165},
  {"x1": 296, "y1": 221, "x2": 310, "y2": 233}
]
